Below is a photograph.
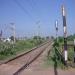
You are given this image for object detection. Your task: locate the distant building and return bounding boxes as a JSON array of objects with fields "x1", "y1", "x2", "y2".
[{"x1": 3, "y1": 38, "x2": 11, "y2": 42}]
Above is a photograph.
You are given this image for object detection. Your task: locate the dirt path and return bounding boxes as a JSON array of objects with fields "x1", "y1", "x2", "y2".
[{"x1": 19, "y1": 43, "x2": 75, "y2": 75}]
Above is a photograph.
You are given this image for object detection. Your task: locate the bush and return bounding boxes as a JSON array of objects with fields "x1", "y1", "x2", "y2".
[
  {"x1": 53, "y1": 40, "x2": 59, "y2": 47},
  {"x1": 0, "y1": 38, "x2": 45, "y2": 60}
]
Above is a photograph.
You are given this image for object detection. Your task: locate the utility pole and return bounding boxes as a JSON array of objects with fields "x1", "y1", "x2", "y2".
[
  {"x1": 55, "y1": 20, "x2": 58, "y2": 42},
  {"x1": 62, "y1": 5, "x2": 68, "y2": 64},
  {"x1": 10, "y1": 23, "x2": 16, "y2": 43}
]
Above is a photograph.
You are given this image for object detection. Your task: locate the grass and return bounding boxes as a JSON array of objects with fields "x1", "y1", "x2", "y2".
[
  {"x1": 44, "y1": 47, "x2": 65, "y2": 69},
  {"x1": 58, "y1": 39, "x2": 74, "y2": 62},
  {"x1": 44, "y1": 38, "x2": 75, "y2": 70},
  {"x1": 0, "y1": 38, "x2": 45, "y2": 60},
  {"x1": 55, "y1": 38, "x2": 74, "y2": 61},
  {"x1": 44, "y1": 40, "x2": 66, "y2": 69}
]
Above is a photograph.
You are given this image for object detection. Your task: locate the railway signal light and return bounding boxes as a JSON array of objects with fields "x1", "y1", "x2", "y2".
[
  {"x1": 62, "y1": 5, "x2": 68, "y2": 64},
  {"x1": 55, "y1": 20, "x2": 58, "y2": 42}
]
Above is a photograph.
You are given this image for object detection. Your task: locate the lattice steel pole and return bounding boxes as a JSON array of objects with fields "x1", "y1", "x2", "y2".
[
  {"x1": 62, "y1": 5, "x2": 68, "y2": 64},
  {"x1": 10, "y1": 23, "x2": 16, "y2": 43}
]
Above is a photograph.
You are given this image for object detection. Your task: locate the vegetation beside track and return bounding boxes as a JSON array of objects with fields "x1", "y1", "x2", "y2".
[
  {"x1": 0, "y1": 36, "x2": 46, "y2": 60},
  {"x1": 58, "y1": 36, "x2": 74, "y2": 62},
  {"x1": 45, "y1": 35, "x2": 75, "y2": 69},
  {"x1": 44, "y1": 40, "x2": 65, "y2": 69}
]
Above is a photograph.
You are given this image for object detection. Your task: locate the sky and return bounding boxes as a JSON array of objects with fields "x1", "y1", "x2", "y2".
[{"x1": 0, "y1": 0, "x2": 75, "y2": 38}]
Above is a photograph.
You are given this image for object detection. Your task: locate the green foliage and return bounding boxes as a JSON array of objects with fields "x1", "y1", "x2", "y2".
[
  {"x1": 0, "y1": 46, "x2": 14, "y2": 55},
  {"x1": 58, "y1": 37, "x2": 64, "y2": 43},
  {"x1": 33, "y1": 36, "x2": 41, "y2": 40},
  {"x1": 54, "y1": 36, "x2": 75, "y2": 66},
  {"x1": 45, "y1": 39, "x2": 66, "y2": 69},
  {"x1": 67, "y1": 34, "x2": 75, "y2": 41},
  {"x1": 0, "y1": 43, "x2": 15, "y2": 60},
  {"x1": 68, "y1": 47, "x2": 74, "y2": 62},
  {"x1": 33, "y1": 36, "x2": 45, "y2": 45},
  {"x1": 0, "y1": 38, "x2": 45, "y2": 60},
  {"x1": 53, "y1": 40, "x2": 59, "y2": 47},
  {"x1": 46, "y1": 47, "x2": 65, "y2": 69}
]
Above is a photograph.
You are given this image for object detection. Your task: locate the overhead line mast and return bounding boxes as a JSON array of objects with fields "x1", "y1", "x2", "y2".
[{"x1": 10, "y1": 23, "x2": 16, "y2": 43}]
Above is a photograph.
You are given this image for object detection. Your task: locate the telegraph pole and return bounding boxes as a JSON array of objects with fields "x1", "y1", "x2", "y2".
[
  {"x1": 10, "y1": 23, "x2": 16, "y2": 43},
  {"x1": 62, "y1": 5, "x2": 68, "y2": 64},
  {"x1": 55, "y1": 20, "x2": 58, "y2": 42}
]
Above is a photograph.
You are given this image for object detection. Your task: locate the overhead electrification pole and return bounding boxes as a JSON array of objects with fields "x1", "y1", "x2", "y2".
[
  {"x1": 62, "y1": 5, "x2": 68, "y2": 64},
  {"x1": 10, "y1": 23, "x2": 16, "y2": 43}
]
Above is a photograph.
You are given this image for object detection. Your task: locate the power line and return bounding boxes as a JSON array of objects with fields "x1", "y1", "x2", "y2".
[
  {"x1": 13, "y1": 0, "x2": 34, "y2": 21},
  {"x1": 25, "y1": 0, "x2": 36, "y2": 9}
]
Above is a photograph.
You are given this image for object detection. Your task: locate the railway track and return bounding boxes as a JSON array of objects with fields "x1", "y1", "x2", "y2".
[
  {"x1": 0, "y1": 40, "x2": 51, "y2": 65},
  {"x1": 0, "y1": 40, "x2": 53, "y2": 75}
]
